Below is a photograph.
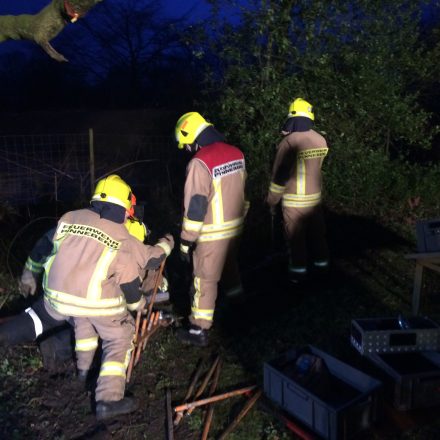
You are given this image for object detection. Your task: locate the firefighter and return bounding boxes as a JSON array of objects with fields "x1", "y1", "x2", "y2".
[
  {"x1": 266, "y1": 98, "x2": 329, "y2": 283},
  {"x1": 0, "y1": 175, "x2": 173, "y2": 420},
  {"x1": 174, "y1": 112, "x2": 247, "y2": 346},
  {"x1": 125, "y1": 216, "x2": 170, "y2": 303}
]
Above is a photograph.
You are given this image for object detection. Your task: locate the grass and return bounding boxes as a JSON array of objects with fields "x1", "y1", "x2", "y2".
[{"x1": 1, "y1": 208, "x2": 440, "y2": 439}]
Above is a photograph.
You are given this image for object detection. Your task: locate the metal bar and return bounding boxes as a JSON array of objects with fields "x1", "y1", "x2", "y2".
[
  {"x1": 173, "y1": 386, "x2": 256, "y2": 413},
  {"x1": 217, "y1": 389, "x2": 262, "y2": 440}
]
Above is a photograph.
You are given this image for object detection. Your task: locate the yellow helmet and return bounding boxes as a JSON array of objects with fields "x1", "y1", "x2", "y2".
[
  {"x1": 175, "y1": 112, "x2": 213, "y2": 149},
  {"x1": 288, "y1": 98, "x2": 315, "y2": 120},
  {"x1": 91, "y1": 175, "x2": 132, "y2": 211},
  {"x1": 125, "y1": 218, "x2": 148, "y2": 242}
]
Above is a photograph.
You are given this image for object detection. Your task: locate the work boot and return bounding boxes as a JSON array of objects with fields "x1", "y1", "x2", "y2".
[
  {"x1": 96, "y1": 397, "x2": 139, "y2": 421},
  {"x1": 176, "y1": 325, "x2": 208, "y2": 347},
  {"x1": 288, "y1": 269, "x2": 308, "y2": 285}
]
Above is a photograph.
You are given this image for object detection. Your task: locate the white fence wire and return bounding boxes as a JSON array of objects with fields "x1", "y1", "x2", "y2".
[{"x1": 0, "y1": 132, "x2": 176, "y2": 208}]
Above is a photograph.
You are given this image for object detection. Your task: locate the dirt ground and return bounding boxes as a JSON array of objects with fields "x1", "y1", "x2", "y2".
[{"x1": 2, "y1": 207, "x2": 440, "y2": 439}]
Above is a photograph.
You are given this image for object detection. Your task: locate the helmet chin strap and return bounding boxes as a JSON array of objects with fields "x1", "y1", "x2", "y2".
[{"x1": 185, "y1": 143, "x2": 201, "y2": 153}]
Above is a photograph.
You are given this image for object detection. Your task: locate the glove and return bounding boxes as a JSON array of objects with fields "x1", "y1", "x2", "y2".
[
  {"x1": 180, "y1": 239, "x2": 195, "y2": 264},
  {"x1": 162, "y1": 233, "x2": 175, "y2": 252},
  {"x1": 18, "y1": 269, "x2": 37, "y2": 298},
  {"x1": 127, "y1": 295, "x2": 147, "y2": 313},
  {"x1": 136, "y1": 295, "x2": 147, "y2": 312}
]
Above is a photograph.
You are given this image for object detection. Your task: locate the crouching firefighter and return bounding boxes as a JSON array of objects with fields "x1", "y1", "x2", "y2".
[
  {"x1": 266, "y1": 98, "x2": 329, "y2": 283},
  {"x1": 0, "y1": 175, "x2": 173, "y2": 420},
  {"x1": 174, "y1": 112, "x2": 247, "y2": 346}
]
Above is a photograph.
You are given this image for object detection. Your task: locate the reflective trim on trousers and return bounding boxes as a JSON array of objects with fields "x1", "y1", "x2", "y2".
[
  {"x1": 288, "y1": 266, "x2": 307, "y2": 274},
  {"x1": 197, "y1": 225, "x2": 243, "y2": 242},
  {"x1": 191, "y1": 307, "x2": 214, "y2": 321},
  {"x1": 99, "y1": 361, "x2": 126, "y2": 378},
  {"x1": 75, "y1": 337, "x2": 99, "y2": 351},
  {"x1": 25, "y1": 307, "x2": 43, "y2": 337},
  {"x1": 200, "y1": 217, "x2": 243, "y2": 233},
  {"x1": 313, "y1": 260, "x2": 329, "y2": 267}
]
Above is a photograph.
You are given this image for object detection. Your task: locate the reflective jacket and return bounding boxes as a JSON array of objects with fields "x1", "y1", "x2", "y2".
[
  {"x1": 32, "y1": 209, "x2": 168, "y2": 317},
  {"x1": 267, "y1": 130, "x2": 328, "y2": 208},
  {"x1": 181, "y1": 142, "x2": 246, "y2": 243}
]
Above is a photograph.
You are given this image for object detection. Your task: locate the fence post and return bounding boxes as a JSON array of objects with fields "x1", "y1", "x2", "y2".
[{"x1": 89, "y1": 128, "x2": 95, "y2": 196}]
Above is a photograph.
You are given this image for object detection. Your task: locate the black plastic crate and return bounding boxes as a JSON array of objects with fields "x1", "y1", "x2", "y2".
[
  {"x1": 351, "y1": 317, "x2": 440, "y2": 356},
  {"x1": 368, "y1": 351, "x2": 440, "y2": 411},
  {"x1": 263, "y1": 346, "x2": 382, "y2": 440},
  {"x1": 416, "y1": 218, "x2": 440, "y2": 253}
]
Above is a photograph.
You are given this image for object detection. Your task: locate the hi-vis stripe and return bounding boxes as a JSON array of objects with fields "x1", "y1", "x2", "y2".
[
  {"x1": 25, "y1": 307, "x2": 43, "y2": 337},
  {"x1": 99, "y1": 361, "x2": 126, "y2": 378},
  {"x1": 199, "y1": 217, "x2": 243, "y2": 241},
  {"x1": 183, "y1": 217, "x2": 204, "y2": 233},
  {"x1": 297, "y1": 157, "x2": 306, "y2": 194},
  {"x1": 44, "y1": 286, "x2": 126, "y2": 317},
  {"x1": 269, "y1": 182, "x2": 285, "y2": 194},
  {"x1": 212, "y1": 178, "x2": 224, "y2": 224},
  {"x1": 191, "y1": 277, "x2": 214, "y2": 321},
  {"x1": 87, "y1": 248, "x2": 117, "y2": 302},
  {"x1": 75, "y1": 337, "x2": 99, "y2": 351},
  {"x1": 282, "y1": 192, "x2": 322, "y2": 208},
  {"x1": 191, "y1": 307, "x2": 214, "y2": 321},
  {"x1": 25, "y1": 257, "x2": 45, "y2": 274}
]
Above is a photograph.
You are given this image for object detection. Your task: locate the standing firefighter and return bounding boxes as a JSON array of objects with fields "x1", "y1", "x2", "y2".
[
  {"x1": 0, "y1": 175, "x2": 173, "y2": 420},
  {"x1": 175, "y1": 112, "x2": 247, "y2": 346},
  {"x1": 266, "y1": 98, "x2": 329, "y2": 283}
]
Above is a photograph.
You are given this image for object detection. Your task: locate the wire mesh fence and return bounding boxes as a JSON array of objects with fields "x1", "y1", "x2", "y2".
[{"x1": 0, "y1": 131, "x2": 177, "y2": 212}]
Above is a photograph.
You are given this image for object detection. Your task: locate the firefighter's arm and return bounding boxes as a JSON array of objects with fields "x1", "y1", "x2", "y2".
[
  {"x1": 180, "y1": 160, "x2": 211, "y2": 256},
  {"x1": 266, "y1": 140, "x2": 295, "y2": 207},
  {"x1": 144, "y1": 234, "x2": 174, "y2": 270},
  {"x1": 19, "y1": 227, "x2": 55, "y2": 297},
  {"x1": 121, "y1": 278, "x2": 145, "y2": 312}
]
